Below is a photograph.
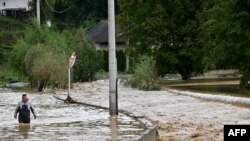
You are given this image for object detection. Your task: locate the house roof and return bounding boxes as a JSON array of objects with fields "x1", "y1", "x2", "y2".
[{"x1": 87, "y1": 20, "x2": 125, "y2": 44}]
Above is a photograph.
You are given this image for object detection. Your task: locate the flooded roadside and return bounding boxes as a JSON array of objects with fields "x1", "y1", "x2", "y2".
[
  {"x1": 70, "y1": 80, "x2": 250, "y2": 140},
  {"x1": 169, "y1": 85, "x2": 250, "y2": 98},
  {"x1": 161, "y1": 78, "x2": 250, "y2": 98},
  {"x1": 0, "y1": 89, "x2": 145, "y2": 140}
]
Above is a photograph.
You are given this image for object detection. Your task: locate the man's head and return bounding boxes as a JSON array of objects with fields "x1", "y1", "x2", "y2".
[{"x1": 22, "y1": 94, "x2": 28, "y2": 102}]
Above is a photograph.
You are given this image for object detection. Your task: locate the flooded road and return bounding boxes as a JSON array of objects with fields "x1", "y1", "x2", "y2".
[
  {"x1": 71, "y1": 80, "x2": 250, "y2": 140},
  {"x1": 0, "y1": 89, "x2": 145, "y2": 140},
  {"x1": 169, "y1": 84, "x2": 250, "y2": 98}
]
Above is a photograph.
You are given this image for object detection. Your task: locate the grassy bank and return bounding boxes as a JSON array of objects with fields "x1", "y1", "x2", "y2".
[{"x1": 160, "y1": 78, "x2": 250, "y2": 98}]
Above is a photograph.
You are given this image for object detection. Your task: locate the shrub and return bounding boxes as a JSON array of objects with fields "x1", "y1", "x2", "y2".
[
  {"x1": 63, "y1": 28, "x2": 104, "y2": 82},
  {"x1": 24, "y1": 44, "x2": 68, "y2": 88},
  {"x1": 130, "y1": 55, "x2": 160, "y2": 91},
  {"x1": 9, "y1": 21, "x2": 69, "y2": 91},
  {"x1": 10, "y1": 22, "x2": 104, "y2": 91}
]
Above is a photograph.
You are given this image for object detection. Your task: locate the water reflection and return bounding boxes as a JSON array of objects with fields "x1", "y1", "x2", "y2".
[
  {"x1": 18, "y1": 124, "x2": 30, "y2": 139},
  {"x1": 110, "y1": 116, "x2": 118, "y2": 141},
  {"x1": 0, "y1": 91, "x2": 145, "y2": 140}
]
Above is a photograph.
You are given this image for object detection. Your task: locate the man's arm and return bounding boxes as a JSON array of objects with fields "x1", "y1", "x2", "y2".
[
  {"x1": 30, "y1": 103, "x2": 36, "y2": 119},
  {"x1": 14, "y1": 102, "x2": 20, "y2": 118}
]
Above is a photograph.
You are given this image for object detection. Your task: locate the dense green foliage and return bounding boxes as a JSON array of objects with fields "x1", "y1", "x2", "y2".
[
  {"x1": 205, "y1": 0, "x2": 250, "y2": 87},
  {"x1": 1, "y1": 0, "x2": 250, "y2": 89},
  {"x1": 118, "y1": 0, "x2": 250, "y2": 87},
  {"x1": 63, "y1": 28, "x2": 104, "y2": 82},
  {"x1": 101, "y1": 50, "x2": 126, "y2": 72},
  {"x1": 9, "y1": 21, "x2": 102, "y2": 91},
  {"x1": 0, "y1": 17, "x2": 26, "y2": 64},
  {"x1": 9, "y1": 21, "x2": 69, "y2": 90},
  {"x1": 54, "y1": 0, "x2": 107, "y2": 29},
  {"x1": 32, "y1": 0, "x2": 112, "y2": 30},
  {"x1": 118, "y1": 0, "x2": 208, "y2": 80},
  {"x1": 25, "y1": 44, "x2": 68, "y2": 88},
  {"x1": 130, "y1": 55, "x2": 160, "y2": 91}
]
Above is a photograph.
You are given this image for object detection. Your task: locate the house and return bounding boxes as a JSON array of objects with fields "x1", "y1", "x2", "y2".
[
  {"x1": 0, "y1": 0, "x2": 31, "y2": 16},
  {"x1": 87, "y1": 20, "x2": 126, "y2": 51},
  {"x1": 0, "y1": 0, "x2": 31, "y2": 11},
  {"x1": 87, "y1": 20, "x2": 129, "y2": 72}
]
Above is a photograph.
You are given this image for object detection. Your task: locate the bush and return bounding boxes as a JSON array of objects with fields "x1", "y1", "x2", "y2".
[
  {"x1": 0, "y1": 16, "x2": 26, "y2": 65},
  {"x1": 73, "y1": 41, "x2": 103, "y2": 82},
  {"x1": 63, "y1": 28, "x2": 104, "y2": 82},
  {"x1": 24, "y1": 44, "x2": 68, "y2": 88},
  {"x1": 9, "y1": 21, "x2": 70, "y2": 91},
  {"x1": 9, "y1": 22, "x2": 104, "y2": 91},
  {"x1": 130, "y1": 55, "x2": 160, "y2": 91}
]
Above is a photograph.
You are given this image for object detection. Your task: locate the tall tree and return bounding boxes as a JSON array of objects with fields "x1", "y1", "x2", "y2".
[
  {"x1": 118, "y1": 0, "x2": 207, "y2": 80},
  {"x1": 207, "y1": 0, "x2": 250, "y2": 87},
  {"x1": 53, "y1": 0, "x2": 108, "y2": 29},
  {"x1": 0, "y1": 17, "x2": 26, "y2": 65}
]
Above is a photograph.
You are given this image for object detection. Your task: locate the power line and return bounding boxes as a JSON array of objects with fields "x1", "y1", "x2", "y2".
[
  {"x1": 43, "y1": 0, "x2": 107, "y2": 20},
  {"x1": 44, "y1": 0, "x2": 71, "y2": 14},
  {"x1": 40, "y1": 2, "x2": 48, "y2": 20}
]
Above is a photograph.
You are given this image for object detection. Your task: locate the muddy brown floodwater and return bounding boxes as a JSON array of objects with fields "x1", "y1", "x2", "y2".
[{"x1": 0, "y1": 89, "x2": 145, "y2": 140}]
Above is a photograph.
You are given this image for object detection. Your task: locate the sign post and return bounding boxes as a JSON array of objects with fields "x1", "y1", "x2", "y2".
[{"x1": 68, "y1": 52, "x2": 76, "y2": 98}]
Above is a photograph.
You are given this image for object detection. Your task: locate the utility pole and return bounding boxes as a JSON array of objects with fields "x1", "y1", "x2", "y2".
[
  {"x1": 108, "y1": 0, "x2": 118, "y2": 115},
  {"x1": 37, "y1": 0, "x2": 40, "y2": 25}
]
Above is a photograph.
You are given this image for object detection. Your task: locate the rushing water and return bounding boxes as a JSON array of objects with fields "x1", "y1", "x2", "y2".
[
  {"x1": 162, "y1": 78, "x2": 250, "y2": 98},
  {"x1": 0, "y1": 89, "x2": 145, "y2": 140},
  {"x1": 170, "y1": 85, "x2": 250, "y2": 98}
]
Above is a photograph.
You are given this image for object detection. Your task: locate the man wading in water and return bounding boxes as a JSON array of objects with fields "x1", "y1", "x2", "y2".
[{"x1": 14, "y1": 94, "x2": 36, "y2": 123}]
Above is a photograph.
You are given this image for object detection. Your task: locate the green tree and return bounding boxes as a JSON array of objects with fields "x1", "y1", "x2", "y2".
[
  {"x1": 35, "y1": 0, "x2": 120, "y2": 30},
  {"x1": 9, "y1": 21, "x2": 44, "y2": 76},
  {"x1": 53, "y1": 0, "x2": 108, "y2": 29},
  {"x1": 0, "y1": 17, "x2": 26, "y2": 65},
  {"x1": 130, "y1": 55, "x2": 160, "y2": 91},
  {"x1": 63, "y1": 28, "x2": 104, "y2": 82},
  {"x1": 24, "y1": 44, "x2": 68, "y2": 90},
  {"x1": 9, "y1": 21, "x2": 70, "y2": 91},
  {"x1": 207, "y1": 0, "x2": 250, "y2": 87},
  {"x1": 118, "y1": 0, "x2": 208, "y2": 80}
]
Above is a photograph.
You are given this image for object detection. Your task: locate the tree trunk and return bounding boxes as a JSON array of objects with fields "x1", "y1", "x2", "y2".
[
  {"x1": 38, "y1": 79, "x2": 45, "y2": 92},
  {"x1": 29, "y1": 77, "x2": 33, "y2": 89},
  {"x1": 176, "y1": 66, "x2": 192, "y2": 80},
  {"x1": 29, "y1": 76, "x2": 37, "y2": 89}
]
